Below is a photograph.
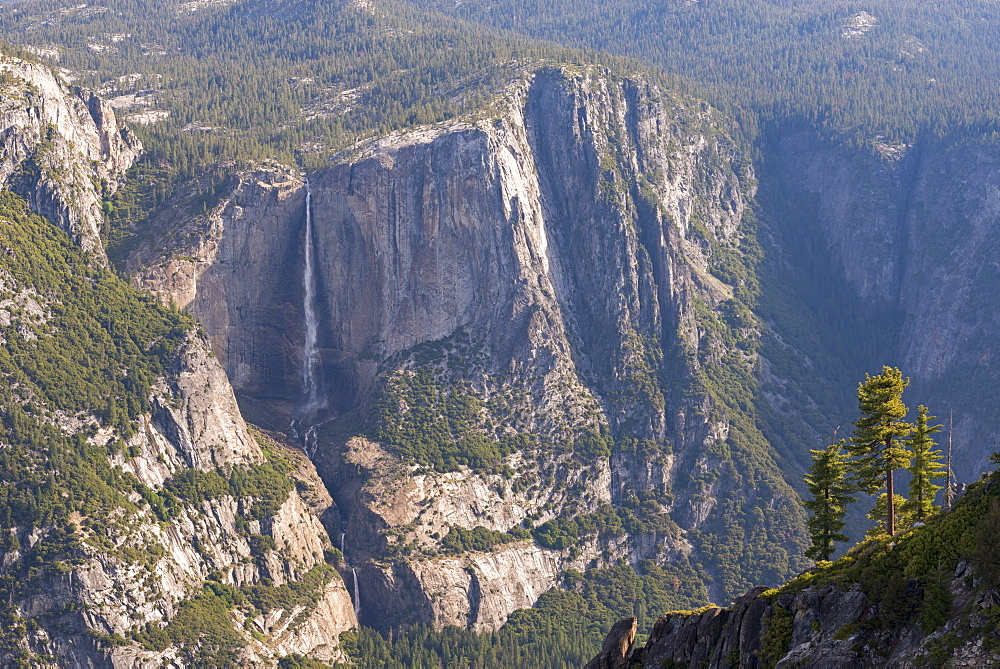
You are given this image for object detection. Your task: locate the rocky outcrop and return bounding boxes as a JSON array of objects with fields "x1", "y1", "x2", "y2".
[
  {"x1": 620, "y1": 572, "x2": 1000, "y2": 668},
  {"x1": 595, "y1": 475, "x2": 1000, "y2": 669},
  {"x1": 584, "y1": 616, "x2": 637, "y2": 669},
  {"x1": 0, "y1": 54, "x2": 141, "y2": 260},
  {"x1": 636, "y1": 586, "x2": 774, "y2": 668},
  {"x1": 5, "y1": 335, "x2": 358, "y2": 666},
  {"x1": 148, "y1": 333, "x2": 263, "y2": 471},
  {"x1": 337, "y1": 435, "x2": 624, "y2": 632}
]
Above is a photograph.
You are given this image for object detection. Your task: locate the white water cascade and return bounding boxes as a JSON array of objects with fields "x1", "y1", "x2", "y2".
[
  {"x1": 341, "y1": 531, "x2": 362, "y2": 617},
  {"x1": 300, "y1": 180, "x2": 321, "y2": 412},
  {"x1": 351, "y1": 567, "x2": 361, "y2": 617},
  {"x1": 291, "y1": 180, "x2": 329, "y2": 460}
]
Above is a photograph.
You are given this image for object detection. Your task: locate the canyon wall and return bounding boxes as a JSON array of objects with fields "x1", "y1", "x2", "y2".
[
  {"x1": 763, "y1": 131, "x2": 1000, "y2": 481},
  {"x1": 132, "y1": 66, "x2": 809, "y2": 629},
  {"x1": 0, "y1": 59, "x2": 358, "y2": 666}
]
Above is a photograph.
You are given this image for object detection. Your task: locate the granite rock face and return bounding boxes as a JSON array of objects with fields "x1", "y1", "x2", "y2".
[
  {"x1": 584, "y1": 616, "x2": 637, "y2": 669},
  {"x1": 2, "y1": 335, "x2": 358, "y2": 666},
  {"x1": 0, "y1": 54, "x2": 141, "y2": 261},
  {"x1": 130, "y1": 166, "x2": 307, "y2": 414},
  {"x1": 764, "y1": 132, "x2": 1000, "y2": 482},
  {"x1": 0, "y1": 71, "x2": 357, "y2": 665},
  {"x1": 132, "y1": 66, "x2": 808, "y2": 631},
  {"x1": 617, "y1": 564, "x2": 1000, "y2": 668}
]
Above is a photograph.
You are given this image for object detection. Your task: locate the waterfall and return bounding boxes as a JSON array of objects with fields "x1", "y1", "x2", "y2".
[
  {"x1": 340, "y1": 532, "x2": 345, "y2": 554},
  {"x1": 290, "y1": 179, "x2": 329, "y2": 459},
  {"x1": 300, "y1": 180, "x2": 321, "y2": 412},
  {"x1": 303, "y1": 424, "x2": 319, "y2": 460},
  {"x1": 351, "y1": 567, "x2": 361, "y2": 617}
]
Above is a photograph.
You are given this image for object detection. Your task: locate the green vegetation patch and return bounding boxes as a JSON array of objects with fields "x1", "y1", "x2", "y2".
[
  {"x1": 0, "y1": 191, "x2": 191, "y2": 437},
  {"x1": 135, "y1": 440, "x2": 295, "y2": 524},
  {"x1": 244, "y1": 563, "x2": 338, "y2": 617},
  {"x1": 372, "y1": 369, "x2": 507, "y2": 473},
  {"x1": 757, "y1": 604, "x2": 794, "y2": 668},
  {"x1": 531, "y1": 504, "x2": 624, "y2": 550},
  {"x1": 133, "y1": 582, "x2": 245, "y2": 663},
  {"x1": 782, "y1": 470, "x2": 1000, "y2": 636},
  {"x1": 0, "y1": 190, "x2": 190, "y2": 532},
  {"x1": 440, "y1": 525, "x2": 527, "y2": 555},
  {"x1": 133, "y1": 564, "x2": 337, "y2": 662}
]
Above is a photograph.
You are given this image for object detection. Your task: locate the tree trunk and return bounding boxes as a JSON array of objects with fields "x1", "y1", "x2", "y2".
[{"x1": 887, "y1": 464, "x2": 895, "y2": 536}]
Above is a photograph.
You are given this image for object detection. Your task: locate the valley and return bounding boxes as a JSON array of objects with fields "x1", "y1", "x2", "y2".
[{"x1": 1, "y1": 0, "x2": 1000, "y2": 665}]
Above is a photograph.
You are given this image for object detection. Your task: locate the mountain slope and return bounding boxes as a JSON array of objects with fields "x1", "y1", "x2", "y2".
[
  {"x1": 130, "y1": 64, "x2": 809, "y2": 631},
  {"x1": 3, "y1": 0, "x2": 1000, "y2": 664},
  {"x1": 0, "y1": 62, "x2": 357, "y2": 666},
  {"x1": 405, "y1": 0, "x2": 1000, "y2": 140},
  {"x1": 0, "y1": 54, "x2": 140, "y2": 260}
]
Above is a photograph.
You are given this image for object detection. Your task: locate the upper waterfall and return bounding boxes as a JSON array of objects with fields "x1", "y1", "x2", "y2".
[{"x1": 301, "y1": 179, "x2": 322, "y2": 412}]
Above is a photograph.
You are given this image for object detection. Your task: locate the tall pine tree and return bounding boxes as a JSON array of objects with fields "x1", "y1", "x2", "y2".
[
  {"x1": 803, "y1": 440, "x2": 855, "y2": 562},
  {"x1": 849, "y1": 366, "x2": 912, "y2": 536},
  {"x1": 905, "y1": 405, "x2": 945, "y2": 521}
]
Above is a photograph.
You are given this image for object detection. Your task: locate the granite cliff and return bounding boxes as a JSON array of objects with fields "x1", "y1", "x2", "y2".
[
  {"x1": 3, "y1": 0, "x2": 1000, "y2": 664},
  {"x1": 131, "y1": 65, "x2": 809, "y2": 632},
  {"x1": 0, "y1": 54, "x2": 141, "y2": 262},
  {"x1": 4, "y1": 334, "x2": 358, "y2": 666},
  {"x1": 760, "y1": 131, "x2": 1000, "y2": 484}
]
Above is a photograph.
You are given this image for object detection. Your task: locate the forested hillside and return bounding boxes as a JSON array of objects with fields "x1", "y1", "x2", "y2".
[
  {"x1": 407, "y1": 0, "x2": 1000, "y2": 141},
  {"x1": 0, "y1": 0, "x2": 602, "y2": 170}
]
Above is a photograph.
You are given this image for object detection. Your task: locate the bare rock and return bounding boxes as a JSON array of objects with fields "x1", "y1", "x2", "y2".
[
  {"x1": 585, "y1": 616, "x2": 637, "y2": 669},
  {"x1": 0, "y1": 55, "x2": 141, "y2": 260}
]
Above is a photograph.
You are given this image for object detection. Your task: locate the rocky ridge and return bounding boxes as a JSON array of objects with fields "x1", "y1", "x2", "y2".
[
  {"x1": 591, "y1": 472, "x2": 1000, "y2": 667},
  {"x1": 0, "y1": 54, "x2": 141, "y2": 261},
  {"x1": 4, "y1": 333, "x2": 358, "y2": 666}
]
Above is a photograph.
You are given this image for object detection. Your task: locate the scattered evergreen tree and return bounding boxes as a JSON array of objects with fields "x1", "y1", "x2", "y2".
[
  {"x1": 848, "y1": 366, "x2": 913, "y2": 536},
  {"x1": 905, "y1": 405, "x2": 946, "y2": 522},
  {"x1": 802, "y1": 440, "x2": 855, "y2": 562},
  {"x1": 865, "y1": 494, "x2": 915, "y2": 539}
]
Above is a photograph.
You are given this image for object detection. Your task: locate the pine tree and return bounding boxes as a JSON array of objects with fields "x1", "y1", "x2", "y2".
[
  {"x1": 905, "y1": 405, "x2": 945, "y2": 521},
  {"x1": 848, "y1": 366, "x2": 913, "y2": 536},
  {"x1": 865, "y1": 493, "x2": 914, "y2": 538},
  {"x1": 803, "y1": 440, "x2": 855, "y2": 562}
]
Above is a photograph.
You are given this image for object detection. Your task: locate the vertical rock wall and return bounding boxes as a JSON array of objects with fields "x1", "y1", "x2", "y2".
[{"x1": 131, "y1": 66, "x2": 807, "y2": 631}]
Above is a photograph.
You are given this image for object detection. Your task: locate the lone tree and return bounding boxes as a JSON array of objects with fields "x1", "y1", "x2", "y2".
[
  {"x1": 905, "y1": 405, "x2": 946, "y2": 521},
  {"x1": 849, "y1": 366, "x2": 913, "y2": 536},
  {"x1": 803, "y1": 439, "x2": 856, "y2": 561}
]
